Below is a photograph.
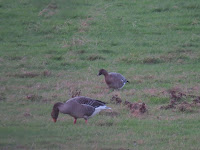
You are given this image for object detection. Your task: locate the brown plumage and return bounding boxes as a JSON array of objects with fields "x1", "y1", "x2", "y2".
[
  {"x1": 51, "y1": 96, "x2": 111, "y2": 124},
  {"x1": 98, "y1": 69, "x2": 129, "y2": 89}
]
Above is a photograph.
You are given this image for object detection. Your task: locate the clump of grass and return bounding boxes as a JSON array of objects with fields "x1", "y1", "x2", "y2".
[
  {"x1": 43, "y1": 70, "x2": 51, "y2": 77},
  {"x1": 26, "y1": 94, "x2": 43, "y2": 102},
  {"x1": 150, "y1": 97, "x2": 169, "y2": 104},
  {"x1": 50, "y1": 55, "x2": 63, "y2": 61},
  {"x1": 142, "y1": 56, "x2": 163, "y2": 64},
  {"x1": 11, "y1": 72, "x2": 40, "y2": 78},
  {"x1": 0, "y1": 93, "x2": 6, "y2": 101},
  {"x1": 99, "y1": 49, "x2": 114, "y2": 54},
  {"x1": 5, "y1": 56, "x2": 23, "y2": 61},
  {"x1": 152, "y1": 7, "x2": 170, "y2": 12},
  {"x1": 119, "y1": 56, "x2": 135, "y2": 64},
  {"x1": 95, "y1": 120, "x2": 114, "y2": 127},
  {"x1": 76, "y1": 50, "x2": 86, "y2": 54}
]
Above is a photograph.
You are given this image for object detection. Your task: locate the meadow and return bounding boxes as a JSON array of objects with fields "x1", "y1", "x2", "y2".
[{"x1": 0, "y1": 0, "x2": 200, "y2": 149}]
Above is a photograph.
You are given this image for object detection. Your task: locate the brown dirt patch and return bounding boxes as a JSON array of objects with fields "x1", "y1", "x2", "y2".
[
  {"x1": 70, "y1": 88, "x2": 81, "y2": 98},
  {"x1": 110, "y1": 95, "x2": 122, "y2": 104},
  {"x1": 124, "y1": 101, "x2": 148, "y2": 117},
  {"x1": 160, "y1": 87, "x2": 200, "y2": 112},
  {"x1": 110, "y1": 94, "x2": 147, "y2": 117}
]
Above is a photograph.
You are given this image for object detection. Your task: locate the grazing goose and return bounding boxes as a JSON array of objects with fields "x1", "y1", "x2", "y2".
[
  {"x1": 98, "y1": 69, "x2": 129, "y2": 89},
  {"x1": 51, "y1": 96, "x2": 111, "y2": 124}
]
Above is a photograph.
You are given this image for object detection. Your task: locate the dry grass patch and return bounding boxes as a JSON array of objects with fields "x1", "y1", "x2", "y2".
[
  {"x1": 143, "y1": 88, "x2": 167, "y2": 97},
  {"x1": 124, "y1": 89, "x2": 136, "y2": 96},
  {"x1": 75, "y1": 50, "x2": 86, "y2": 54},
  {"x1": 129, "y1": 75, "x2": 156, "y2": 84},
  {"x1": 11, "y1": 71, "x2": 40, "y2": 78},
  {"x1": 79, "y1": 17, "x2": 93, "y2": 33},
  {"x1": 142, "y1": 56, "x2": 163, "y2": 64},
  {"x1": 87, "y1": 55, "x2": 105, "y2": 61},
  {"x1": 39, "y1": 2, "x2": 58, "y2": 17},
  {"x1": 7, "y1": 70, "x2": 51, "y2": 78},
  {"x1": 26, "y1": 94, "x2": 43, "y2": 102}
]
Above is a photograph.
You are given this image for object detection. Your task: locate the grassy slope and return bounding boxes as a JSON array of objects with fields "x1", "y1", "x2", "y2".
[{"x1": 0, "y1": 0, "x2": 200, "y2": 149}]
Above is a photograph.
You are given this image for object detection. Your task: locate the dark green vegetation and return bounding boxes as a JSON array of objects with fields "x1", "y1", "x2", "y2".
[{"x1": 0, "y1": 0, "x2": 200, "y2": 149}]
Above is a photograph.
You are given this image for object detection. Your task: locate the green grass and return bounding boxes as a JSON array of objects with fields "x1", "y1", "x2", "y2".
[{"x1": 0, "y1": 0, "x2": 200, "y2": 149}]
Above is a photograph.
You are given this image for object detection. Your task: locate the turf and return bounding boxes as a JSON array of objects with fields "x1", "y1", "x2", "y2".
[{"x1": 0, "y1": 0, "x2": 200, "y2": 149}]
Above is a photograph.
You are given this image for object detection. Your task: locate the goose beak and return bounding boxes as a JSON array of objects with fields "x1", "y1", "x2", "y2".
[{"x1": 53, "y1": 118, "x2": 57, "y2": 122}]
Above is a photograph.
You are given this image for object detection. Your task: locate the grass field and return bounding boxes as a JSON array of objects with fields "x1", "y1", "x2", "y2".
[{"x1": 1, "y1": 0, "x2": 200, "y2": 149}]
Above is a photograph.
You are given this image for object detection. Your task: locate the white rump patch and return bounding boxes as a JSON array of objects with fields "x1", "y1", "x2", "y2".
[
  {"x1": 119, "y1": 81, "x2": 126, "y2": 89},
  {"x1": 90, "y1": 106, "x2": 111, "y2": 118}
]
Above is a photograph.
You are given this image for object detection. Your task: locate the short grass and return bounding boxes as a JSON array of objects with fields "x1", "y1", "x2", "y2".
[{"x1": 0, "y1": 0, "x2": 200, "y2": 149}]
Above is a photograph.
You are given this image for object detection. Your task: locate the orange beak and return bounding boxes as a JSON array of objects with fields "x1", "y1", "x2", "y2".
[{"x1": 53, "y1": 118, "x2": 57, "y2": 122}]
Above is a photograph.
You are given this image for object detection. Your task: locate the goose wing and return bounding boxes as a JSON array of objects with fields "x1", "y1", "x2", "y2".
[{"x1": 75, "y1": 96, "x2": 106, "y2": 108}]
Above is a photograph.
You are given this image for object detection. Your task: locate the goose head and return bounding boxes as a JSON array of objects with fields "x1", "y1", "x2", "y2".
[
  {"x1": 98, "y1": 69, "x2": 108, "y2": 76},
  {"x1": 51, "y1": 102, "x2": 62, "y2": 122}
]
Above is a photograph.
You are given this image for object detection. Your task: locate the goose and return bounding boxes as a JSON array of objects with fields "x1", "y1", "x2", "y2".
[
  {"x1": 98, "y1": 69, "x2": 129, "y2": 89},
  {"x1": 51, "y1": 96, "x2": 111, "y2": 124}
]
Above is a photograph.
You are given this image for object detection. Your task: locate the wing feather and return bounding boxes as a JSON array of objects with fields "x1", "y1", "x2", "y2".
[{"x1": 75, "y1": 96, "x2": 106, "y2": 108}]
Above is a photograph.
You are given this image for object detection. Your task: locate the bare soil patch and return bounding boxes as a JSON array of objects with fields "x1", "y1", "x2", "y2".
[
  {"x1": 70, "y1": 88, "x2": 81, "y2": 98},
  {"x1": 124, "y1": 101, "x2": 148, "y2": 117},
  {"x1": 160, "y1": 88, "x2": 200, "y2": 112},
  {"x1": 110, "y1": 94, "x2": 148, "y2": 117},
  {"x1": 110, "y1": 94, "x2": 122, "y2": 104}
]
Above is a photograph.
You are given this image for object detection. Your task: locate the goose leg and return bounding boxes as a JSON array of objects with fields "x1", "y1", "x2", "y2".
[
  {"x1": 85, "y1": 120, "x2": 88, "y2": 124},
  {"x1": 73, "y1": 118, "x2": 77, "y2": 124}
]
